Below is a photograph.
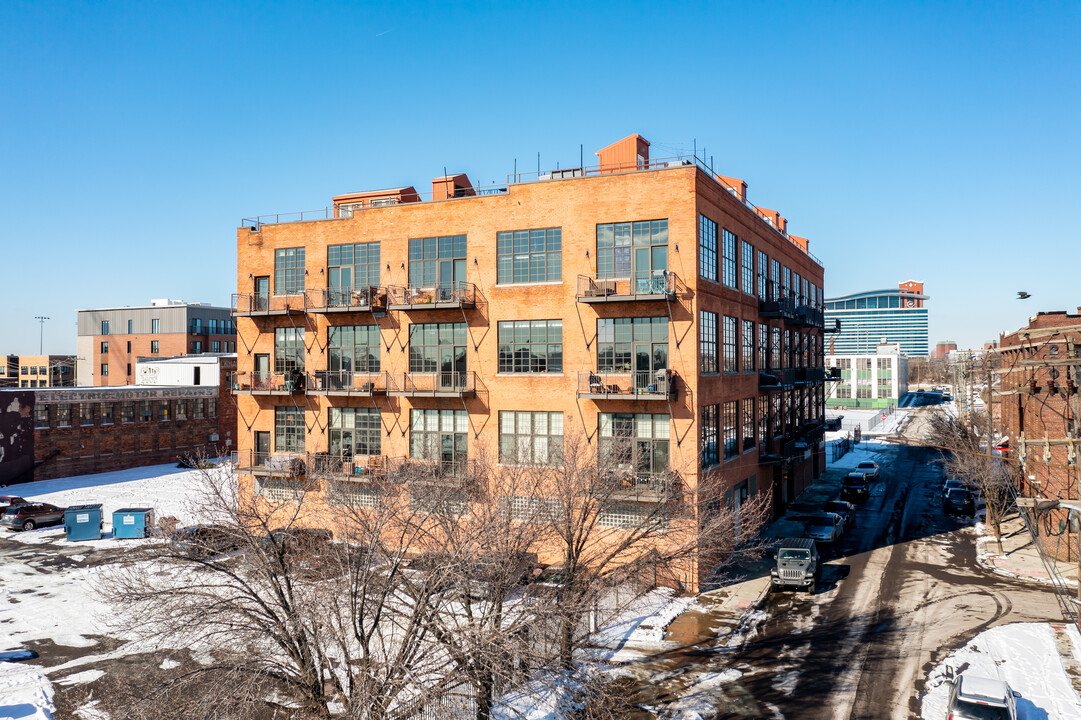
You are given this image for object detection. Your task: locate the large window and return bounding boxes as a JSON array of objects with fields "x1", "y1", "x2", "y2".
[
  {"x1": 599, "y1": 413, "x2": 670, "y2": 476},
  {"x1": 34, "y1": 405, "x2": 49, "y2": 429},
  {"x1": 275, "y1": 406, "x2": 305, "y2": 453},
  {"x1": 741, "y1": 240, "x2": 754, "y2": 294},
  {"x1": 758, "y1": 323, "x2": 768, "y2": 370},
  {"x1": 408, "y1": 322, "x2": 467, "y2": 373},
  {"x1": 701, "y1": 404, "x2": 719, "y2": 468},
  {"x1": 722, "y1": 229, "x2": 738, "y2": 288},
  {"x1": 723, "y1": 316, "x2": 738, "y2": 373},
  {"x1": 723, "y1": 402, "x2": 738, "y2": 459},
  {"x1": 770, "y1": 258, "x2": 780, "y2": 301},
  {"x1": 497, "y1": 320, "x2": 562, "y2": 373},
  {"x1": 497, "y1": 227, "x2": 562, "y2": 284},
  {"x1": 596, "y1": 220, "x2": 667, "y2": 280},
  {"x1": 699, "y1": 215, "x2": 717, "y2": 282},
  {"x1": 328, "y1": 242, "x2": 381, "y2": 293},
  {"x1": 597, "y1": 317, "x2": 668, "y2": 375},
  {"x1": 101, "y1": 321, "x2": 109, "y2": 335},
  {"x1": 699, "y1": 311, "x2": 718, "y2": 374},
  {"x1": 742, "y1": 400, "x2": 755, "y2": 451},
  {"x1": 742, "y1": 320, "x2": 755, "y2": 373},
  {"x1": 757, "y1": 250, "x2": 768, "y2": 300},
  {"x1": 410, "y1": 409, "x2": 468, "y2": 466},
  {"x1": 274, "y1": 328, "x2": 305, "y2": 374},
  {"x1": 758, "y1": 395, "x2": 768, "y2": 444},
  {"x1": 408, "y1": 235, "x2": 466, "y2": 289},
  {"x1": 499, "y1": 411, "x2": 563, "y2": 465},
  {"x1": 274, "y1": 248, "x2": 305, "y2": 295},
  {"x1": 328, "y1": 325, "x2": 380, "y2": 373},
  {"x1": 329, "y1": 408, "x2": 381, "y2": 459}
]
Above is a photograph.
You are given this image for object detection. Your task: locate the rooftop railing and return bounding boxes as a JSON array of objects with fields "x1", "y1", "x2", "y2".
[
  {"x1": 576, "y1": 271, "x2": 679, "y2": 303},
  {"x1": 577, "y1": 369, "x2": 676, "y2": 401},
  {"x1": 386, "y1": 281, "x2": 476, "y2": 310}
]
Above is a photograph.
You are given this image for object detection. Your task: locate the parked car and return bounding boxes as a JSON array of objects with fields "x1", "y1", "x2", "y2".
[
  {"x1": 0, "y1": 496, "x2": 28, "y2": 510},
  {"x1": 824, "y1": 499, "x2": 855, "y2": 528},
  {"x1": 946, "y1": 673, "x2": 1019, "y2": 720},
  {"x1": 769, "y1": 538, "x2": 820, "y2": 593},
  {"x1": 944, "y1": 488, "x2": 976, "y2": 516},
  {"x1": 1, "y1": 503, "x2": 66, "y2": 531},
  {"x1": 171, "y1": 525, "x2": 246, "y2": 559},
  {"x1": 944, "y1": 476, "x2": 970, "y2": 494},
  {"x1": 855, "y1": 461, "x2": 880, "y2": 481},
  {"x1": 825, "y1": 416, "x2": 843, "y2": 431},
  {"x1": 806, "y1": 513, "x2": 844, "y2": 543},
  {"x1": 841, "y1": 473, "x2": 870, "y2": 503}
]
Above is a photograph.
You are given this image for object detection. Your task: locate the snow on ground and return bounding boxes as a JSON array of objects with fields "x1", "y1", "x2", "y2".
[
  {"x1": 0, "y1": 661, "x2": 55, "y2": 720},
  {"x1": 921, "y1": 622, "x2": 1081, "y2": 719}
]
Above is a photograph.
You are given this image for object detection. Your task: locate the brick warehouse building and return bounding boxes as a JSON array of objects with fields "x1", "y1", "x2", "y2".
[
  {"x1": 998, "y1": 309, "x2": 1081, "y2": 561},
  {"x1": 232, "y1": 134, "x2": 832, "y2": 589},
  {"x1": 0, "y1": 359, "x2": 237, "y2": 485},
  {"x1": 75, "y1": 299, "x2": 236, "y2": 386}
]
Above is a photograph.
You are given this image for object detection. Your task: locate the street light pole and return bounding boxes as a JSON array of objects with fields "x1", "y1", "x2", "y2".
[{"x1": 35, "y1": 316, "x2": 50, "y2": 354}]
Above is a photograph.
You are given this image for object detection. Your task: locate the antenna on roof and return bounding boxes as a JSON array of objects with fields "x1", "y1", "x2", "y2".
[
  {"x1": 580, "y1": 144, "x2": 583, "y2": 168},
  {"x1": 537, "y1": 152, "x2": 540, "y2": 174},
  {"x1": 693, "y1": 138, "x2": 697, "y2": 161}
]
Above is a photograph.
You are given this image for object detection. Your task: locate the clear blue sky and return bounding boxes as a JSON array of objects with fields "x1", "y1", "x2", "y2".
[{"x1": 1, "y1": 1, "x2": 1077, "y2": 355}]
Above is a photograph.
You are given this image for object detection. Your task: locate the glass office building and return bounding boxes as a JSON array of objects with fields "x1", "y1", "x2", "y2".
[{"x1": 823, "y1": 282, "x2": 928, "y2": 357}]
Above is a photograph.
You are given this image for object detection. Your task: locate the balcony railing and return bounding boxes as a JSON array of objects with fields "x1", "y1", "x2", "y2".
[
  {"x1": 796, "y1": 305, "x2": 823, "y2": 328},
  {"x1": 823, "y1": 318, "x2": 841, "y2": 334},
  {"x1": 384, "y1": 456, "x2": 474, "y2": 487},
  {"x1": 308, "y1": 453, "x2": 389, "y2": 482},
  {"x1": 759, "y1": 296, "x2": 798, "y2": 320},
  {"x1": 230, "y1": 371, "x2": 307, "y2": 395},
  {"x1": 387, "y1": 371, "x2": 476, "y2": 398},
  {"x1": 307, "y1": 370, "x2": 387, "y2": 396},
  {"x1": 386, "y1": 281, "x2": 476, "y2": 310},
  {"x1": 577, "y1": 370, "x2": 676, "y2": 401},
  {"x1": 232, "y1": 292, "x2": 307, "y2": 316},
  {"x1": 795, "y1": 367, "x2": 828, "y2": 384},
  {"x1": 758, "y1": 368, "x2": 796, "y2": 391},
  {"x1": 307, "y1": 287, "x2": 388, "y2": 314},
  {"x1": 233, "y1": 450, "x2": 307, "y2": 477},
  {"x1": 597, "y1": 469, "x2": 682, "y2": 503},
  {"x1": 576, "y1": 271, "x2": 678, "y2": 303}
]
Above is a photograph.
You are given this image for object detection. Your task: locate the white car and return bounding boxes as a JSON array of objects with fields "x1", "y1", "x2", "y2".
[
  {"x1": 806, "y1": 512, "x2": 844, "y2": 543},
  {"x1": 946, "y1": 673, "x2": 1019, "y2": 720},
  {"x1": 855, "y1": 461, "x2": 879, "y2": 480}
]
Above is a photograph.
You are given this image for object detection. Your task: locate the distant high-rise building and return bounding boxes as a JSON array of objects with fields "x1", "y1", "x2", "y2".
[
  {"x1": 933, "y1": 340, "x2": 957, "y2": 360},
  {"x1": 824, "y1": 281, "x2": 929, "y2": 357}
]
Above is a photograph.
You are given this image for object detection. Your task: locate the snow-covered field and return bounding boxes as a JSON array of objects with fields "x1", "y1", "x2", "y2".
[{"x1": 921, "y1": 622, "x2": 1081, "y2": 719}]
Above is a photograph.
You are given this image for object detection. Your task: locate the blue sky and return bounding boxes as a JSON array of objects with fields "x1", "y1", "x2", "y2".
[{"x1": 1, "y1": 1, "x2": 1077, "y2": 355}]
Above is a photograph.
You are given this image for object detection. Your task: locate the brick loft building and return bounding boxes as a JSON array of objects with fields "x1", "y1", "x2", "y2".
[
  {"x1": 0, "y1": 355, "x2": 76, "y2": 388},
  {"x1": 998, "y1": 309, "x2": 1081, "y2": 561},
  {"x1": 76, "y1": 299, "x2": 236, "y2": 387},
  {"x1": 232, "y1": 133, "x2": 833, "y2": 589}
]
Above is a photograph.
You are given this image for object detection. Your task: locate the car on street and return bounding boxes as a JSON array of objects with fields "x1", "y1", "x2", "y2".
[
  {"x1": 946, "y1": 673, "x2": 1019, "y2": 720},
  {"x1": 944, "y1": 476, "x2": 970, "y2": 494},
  {"x1": 0, "y1": 496, "x2": 28, "y2": 510},
  {"x1": 1, "y1": 502, "x2": 66, "y2": 531},
  {"x1": 944, "y1": 488, "x2": 976, "y2": 516},
  {"x1": 769, "y1": 538, "x2": 820, "y2": 593},
  {"x1": 855, "y1": 461, "x2": 880, "y2": 480},
  {"x1": 824, "y1": 499, "x2": 855, "y2": 528},
  {"x1": 806, "y1": 513, "x2": 844, "y2": 543},
  {"x1": 841, "y1": 473, "x2": 871, "y2": 503}
]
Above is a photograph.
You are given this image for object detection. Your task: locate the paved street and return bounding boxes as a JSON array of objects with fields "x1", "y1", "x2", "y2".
[{"x1": 725, "y1": 406, "x2": 1066, "y2": 719}]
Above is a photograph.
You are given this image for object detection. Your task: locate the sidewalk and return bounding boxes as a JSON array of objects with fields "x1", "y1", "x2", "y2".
[{"x1": 976, "y1": 510, "x2": 1081, "y2": 589}]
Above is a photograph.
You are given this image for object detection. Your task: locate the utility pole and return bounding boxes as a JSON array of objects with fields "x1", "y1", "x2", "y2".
[{"x1": 35, "y1": 316, "x2": 49, "y2": 354}]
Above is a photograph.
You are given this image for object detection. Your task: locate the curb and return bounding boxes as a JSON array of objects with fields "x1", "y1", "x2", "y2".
[{"x1": 973, "y1": 531, "x2": 1079, "y2": 589}]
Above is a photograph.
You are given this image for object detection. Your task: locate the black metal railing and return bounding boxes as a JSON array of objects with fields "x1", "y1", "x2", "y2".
[
  {"x1": 597, "y1": 469, "x2": 682, "y2": 502},
  {"x1": 229, "y1": 371, "x2": 307, "y2": 394},
  {"x1": 232, "y1": 292, "x2": 308, "y2": 315},
  {"x1": 576, "y1": 271, "x2": 678, "y2": 302},
  {"x1": 387, "y1": 371, "x2": 475, "y2": 396},
  {"x1": 307, "y1": 370, "x2": 387, "y2": 395},
  {"x1": 577, "y1": 369, "x2": 675, "y2": 399},
  {"x1": 759, "y1": 368, "x2": 796, "y2": 390},
  {"x1": 759, "y1": 296, "x2": 798, "y2": 320},
  {"x1": 308, "y1": 286, "x2": 388, "y2": 312},
  {"x1": 386, "y1": 281, "x2": 476, "y2": 309}
]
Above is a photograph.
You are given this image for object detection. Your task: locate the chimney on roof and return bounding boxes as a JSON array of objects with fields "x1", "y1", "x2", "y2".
[
  {"x1": 432, "y1": 173, "x2": 475, "y2": 201},
  {"x1": 716, "y1": 175, "x2": 747, "y2": 202},
  {"x1": 596, "y1": 134, "x2": 650, "y2": 174},
  {"x1": 788, "y1": 235, "x2": 810, "y2": 253}
]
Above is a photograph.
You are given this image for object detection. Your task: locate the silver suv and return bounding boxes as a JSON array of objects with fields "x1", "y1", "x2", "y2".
[
  {"x1": 946, "y1": 673, "x2": 1019, "y2": 720},
  {"x1": 769, "y1": 538, "x2": 820, "y2": 593}
]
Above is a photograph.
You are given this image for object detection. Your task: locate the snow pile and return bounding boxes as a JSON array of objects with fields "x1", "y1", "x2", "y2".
[
  {"x1": 921, "y1": 622, "x2": 1081, "y2": 719},
  {"x1": 0, "y1": 660, "x2": 55, "y2": 720}
]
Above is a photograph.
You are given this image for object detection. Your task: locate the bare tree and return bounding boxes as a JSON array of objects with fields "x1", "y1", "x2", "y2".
[{"x1": 926, "y1": 408, "x2": 1016, "y2": 553}]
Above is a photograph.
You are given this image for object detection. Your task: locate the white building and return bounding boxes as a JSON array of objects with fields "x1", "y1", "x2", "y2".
[
  {"x1": 135, "y1": 354, "x2": 235, "y2": 387},
  {"x1": 826, "y1": 343, "x2": 909, "y2": 408}
]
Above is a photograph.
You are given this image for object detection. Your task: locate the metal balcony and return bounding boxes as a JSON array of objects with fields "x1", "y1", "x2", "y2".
[
  {"x1": 384, "y1": 456, "x2": 474, "y2": 488},
  {"x1": 597, "y1": 469, "x2": 682, "y2": 503},
  {"x1": 230, "y1": 371, "x2": 307, "y2": 395},
  {"x1": 796, "y1": 305, "x2": 823, "y2": 328},
  {"x1": 234, "y1": 450, "x2": 307, "y2": 477},
  {"x1": 307, "y1": 371, "x2": 387, "y2": 397},
  {"x1": 759, "y1": 437, "x2": 800, "y2": 465},
  {"x1": 386, "y1": 281, "x2": 476, "y2": 311},
  {"x1": 232, "y1": 292, "x2": 307, "y2": 316},
  {"x1": 307, "y1": 287, "x2": 388, "y2": 315},
  {"x1": 759, "y1": 368, "x2": 796, "y2": 391},
  {"x1": 387, "y1": 371, "x2": 476, "y2": 398},
  {"x1": 307, "y1": 453, "x2": 389, "y2": 482},
  {"x1": 795, "y1": 367, "x2": 828, "y2": 384},
  {"x1": 823, "y1": 318, "x2": 841, "y2": 334},
  {"x1": 577, "y1": 369, "x2": 676, "y2": 401},
  {"x1": 758, "y1": 296, "x2": 798, "y2": 320},
  {"x1": 576, "y1": 271, "x2": 678, "y2": 303}
]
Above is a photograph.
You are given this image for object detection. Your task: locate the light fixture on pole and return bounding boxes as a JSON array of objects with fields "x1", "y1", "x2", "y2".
[{"x1": 35, "y1": 316, "x2": 50, "y2": 354}]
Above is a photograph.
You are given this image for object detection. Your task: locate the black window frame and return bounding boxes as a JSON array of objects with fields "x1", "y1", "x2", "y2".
[
  {"x1": 699, "y1": 215, "x2": 717, "y2": 282},
  {"x1": 497, "y1": 320, "x2": 563, "y2": 373},
  {"x1": 721, "y1": 229, "x2": 738, "y2": 289},
  {"x1": 723, "y1": 316, "x2": 738, "y2": 373},
  {"x1": 274, "y1": 247, "x2": 306, "y2": 295},
  {"x1": 699, "y1": 311, "x2": 718, "y2": 374},
  {"x1": 274, "y1": 406, "x2": 305, "y2": 453},
  {"x1": 496, "y1": 227, "x2": 562, "y2": 284}
]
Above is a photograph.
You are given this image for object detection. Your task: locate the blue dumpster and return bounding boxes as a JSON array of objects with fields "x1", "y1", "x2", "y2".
[
  {"x1": 64, "y1": 504, "x2": 103, "y2": 541},
  {"x1": 112, "y1": 508, "x2": 156, "y2": 539}
]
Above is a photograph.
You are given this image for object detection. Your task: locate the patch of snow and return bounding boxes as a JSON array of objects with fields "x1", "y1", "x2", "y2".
[
  {"x1": 159, "y1": 659, "x2": 180, "y2": 670},
  {"x1": 56, "y1": 669, "x2": 105, "y2": 686},
  {"x1": 771, "y1": 669, "x2": 799, "y2": 696},
  {"x1": 0, "y1": 660, "x2": 55, "y2": 719},
  {"x1": 75, "y1": 699, "x2": 109, "y2": 719},
  {"x1": 921, "y1": 622, "x2": 1081, "y2": 719}
]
